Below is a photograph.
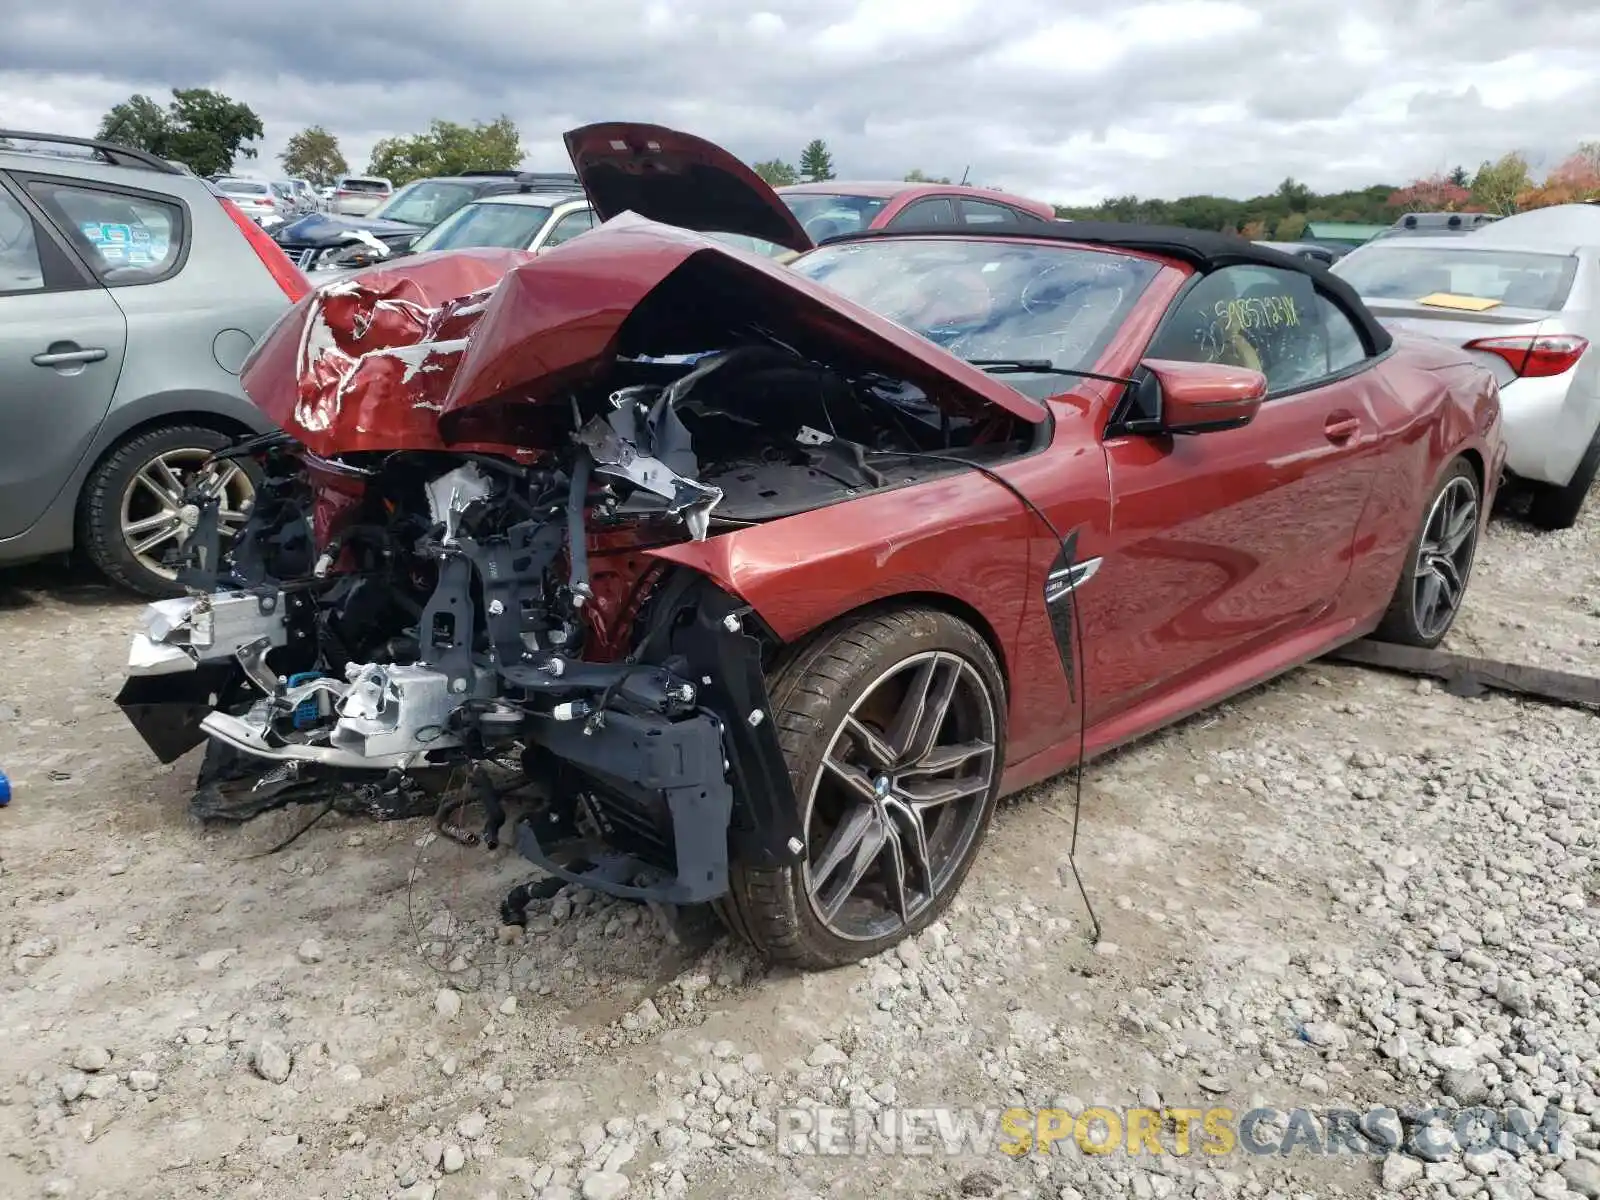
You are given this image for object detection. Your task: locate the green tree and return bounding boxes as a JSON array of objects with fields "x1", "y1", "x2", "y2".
[
  {"x1": 752, "y1": 159, "x2": 798, "y2": 187},
  {"x1": 904, "y1": 168, "x2": 952, "y2": 184},
  {"x1": 1448, "y1": 165, "x2": 1471, "y2": 187},
  {"x1": 97, "y1": 89, "x2": 263, "y2": 176},
  {"x1": 368, "y1": 117, "x2": 524, "y2": 185},
  {"x1": 798, "y1": 138, "x2": 835, "y2": 183},
  {"x1": 97, "y1": 95, "x2": 173, "y2": 157},
  {"x1": 279, "y1": 125, "x2": 348, "y2": 187},
  {"x1": 1275, "y1": 176, "x2": 1312, "y2": 212},
  {"x1": 1471, "y1": 151, "x2": 1531, "y2": 215},
  {"x1": 1054, "y1": 181, "x2": 1400, "y2": 231}
]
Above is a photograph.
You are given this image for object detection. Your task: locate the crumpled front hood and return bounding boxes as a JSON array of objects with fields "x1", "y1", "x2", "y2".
[
  {"x1": 275, "y1": 212, "x2": 426, "y2": 247},
  {"x1": 240, "y1": 247, "x2": 533, "y2": 457},
  {"x1": 241, "y1": 214, "x2": 1043, "y2": 459}
]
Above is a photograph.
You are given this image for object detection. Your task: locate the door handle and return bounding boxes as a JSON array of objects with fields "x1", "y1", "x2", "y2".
[
  {"x1": 33, "y1": 346, "x2": 108, "y2": 367},
  {"x1": 1323, "y1": 414, "x2": 1360, "y2": 442}
]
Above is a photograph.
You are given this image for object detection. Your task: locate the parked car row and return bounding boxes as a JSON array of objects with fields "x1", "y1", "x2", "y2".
[
  {"x1": 270, "y1": 169, "x2": 1061, "y2": 280},
  {"x1": 272, "y1": 171, "x2": 586, "y2": 272}
]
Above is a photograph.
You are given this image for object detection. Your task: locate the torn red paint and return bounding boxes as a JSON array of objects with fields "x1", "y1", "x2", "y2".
[{"x1": 239, "y1": 247, "x2": 531, "y2": 457}]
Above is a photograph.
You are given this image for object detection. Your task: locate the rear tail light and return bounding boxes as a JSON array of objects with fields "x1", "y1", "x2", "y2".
[
  {"x1": 216, "y1": 196, "x2": 311, "y2": 303},
  {"x1": 1465, "y1": 333, "x2": 1589, "y2": 378}
]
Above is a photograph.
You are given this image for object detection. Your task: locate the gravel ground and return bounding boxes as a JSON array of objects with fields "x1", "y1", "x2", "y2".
[{"x1": 1, "y1": 499, "x2": 1597, "y2": 1200}]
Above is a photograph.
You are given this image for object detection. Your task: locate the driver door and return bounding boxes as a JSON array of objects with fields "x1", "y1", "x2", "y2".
[{"x1": 1085, "y1": 263, "x2": 1380, "y2": 726}]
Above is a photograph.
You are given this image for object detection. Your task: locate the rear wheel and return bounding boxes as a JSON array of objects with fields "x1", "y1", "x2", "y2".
[
  {"x1": 1374, "y1": 457, "x2": 1481, "y2": 648},
  {"x1": 1527, "y1": 423, "x2": 1600, "y2": 531},
  {"x1": 720, "y1": 607, "x2": 1006, "y2": 969},
  {"x1": 78, "y1": 424, "x2": 258, "y2": 598}
]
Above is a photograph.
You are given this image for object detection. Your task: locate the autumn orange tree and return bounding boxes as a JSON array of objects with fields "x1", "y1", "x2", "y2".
[
  {"x1": 1387, "y1": 173, "x2": 1474, "y2": 212},
  {"x1": 1517, "y1": 143, "x2": 1600, "y2": 209}
]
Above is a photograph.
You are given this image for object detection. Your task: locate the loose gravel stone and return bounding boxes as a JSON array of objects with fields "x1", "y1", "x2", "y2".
[
  {"x1": 580, "y1": 1172, "x2": 630, "y2": 1200},
  {"x1": 69, "y1": 1048, "x2": 110, "y2": 1073},
  {"x1": 252, "y1": 1040, "x2": 292, "y2": 1084}
]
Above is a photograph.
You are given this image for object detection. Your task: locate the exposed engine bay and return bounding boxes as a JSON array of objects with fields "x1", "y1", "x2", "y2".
[{"x1": 115, "y1": 251, "x2": 1039, "y2": 913}]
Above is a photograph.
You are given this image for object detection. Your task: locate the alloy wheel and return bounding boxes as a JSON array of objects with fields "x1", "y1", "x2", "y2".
[
  {"x1": 1412, "y1": 474, "x2": 1479, "y2": 641},
  {"x1": 802, "y1": 650, "x2": 999, "y2": 942},
  {"x1": 119, "y1": 449, "x2": 255, "y2": 581}
]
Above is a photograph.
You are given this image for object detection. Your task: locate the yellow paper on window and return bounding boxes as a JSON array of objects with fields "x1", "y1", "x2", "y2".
[{"x1": 1416, "y1": 292, "x2": 1502, "y2": 312}]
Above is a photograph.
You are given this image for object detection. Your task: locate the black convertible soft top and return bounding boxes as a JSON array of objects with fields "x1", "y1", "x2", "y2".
[{"x1": 828, "y1": 220, "x2": 1395, "y2": 355}]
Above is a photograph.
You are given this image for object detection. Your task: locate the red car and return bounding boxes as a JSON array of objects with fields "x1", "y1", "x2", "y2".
[
  {"x1": 117, "y1": 123, "x2": 1505, "y2": 970},
  {"x1": 777, "y1": 179, "x2": 1057, "y2": 243}
]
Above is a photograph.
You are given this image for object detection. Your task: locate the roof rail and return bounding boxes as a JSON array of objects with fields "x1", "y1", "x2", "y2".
[
  {"x1": 0, "y1": 129, "x2": 183, "y2": 175},
  {"x1": 447, "y1": 169, "x2": 524, "y2": 178}
]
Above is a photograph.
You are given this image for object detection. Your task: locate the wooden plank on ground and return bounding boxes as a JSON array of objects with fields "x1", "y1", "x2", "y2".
[{"x1": 1322, "y1": 639, "x2": 1600, "y2": 710}]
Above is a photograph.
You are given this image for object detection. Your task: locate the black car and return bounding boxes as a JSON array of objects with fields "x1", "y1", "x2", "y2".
[
  {"x1": 273, "y1": 171, "x2": 581, "y2": 271},
  {"x1": 1256, "y1": 239, "x2": 1342, "y2": 266}
]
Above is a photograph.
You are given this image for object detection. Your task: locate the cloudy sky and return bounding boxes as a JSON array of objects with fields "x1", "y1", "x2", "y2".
[{"x1": 4, "y1": 0, "x2": 1600, "y2": 205}]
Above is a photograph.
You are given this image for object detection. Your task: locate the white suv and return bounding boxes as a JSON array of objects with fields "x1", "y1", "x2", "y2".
[{"x1": 329, "y1": 175, "x2": 393, "y2": 216}]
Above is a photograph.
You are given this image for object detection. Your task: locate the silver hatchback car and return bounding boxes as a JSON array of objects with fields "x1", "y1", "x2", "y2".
[{"x1": 0, "y1": 131, "x2": 308, "y2": 595}]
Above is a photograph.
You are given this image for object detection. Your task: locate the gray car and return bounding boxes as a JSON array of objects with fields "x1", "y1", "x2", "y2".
[{"x1": 0, "y1": 130, "x2": 305, "y2": 595}]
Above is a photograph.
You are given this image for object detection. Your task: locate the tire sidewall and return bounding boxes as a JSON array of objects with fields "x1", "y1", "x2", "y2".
[
  {"x1": 82, "y1": 425, "x2": 259, "y2": 598},
  {"x1": 1384, "y1": 457, "x2": 1481, "y2": 647}
]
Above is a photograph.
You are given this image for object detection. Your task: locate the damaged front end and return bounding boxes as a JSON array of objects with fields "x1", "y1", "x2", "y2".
[{"x1": 116, "y1": 217, "x2": 1038, "y2": 912}]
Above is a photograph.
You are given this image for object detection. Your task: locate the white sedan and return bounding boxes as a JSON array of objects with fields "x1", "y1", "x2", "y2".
[{"x1": 1334, "y1": 204, "x2": 1600, "y2": 529}]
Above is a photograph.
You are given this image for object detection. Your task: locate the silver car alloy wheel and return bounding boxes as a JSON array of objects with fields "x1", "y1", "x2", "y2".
[
  {"x1": 1412, "y1": 474, "x2": 1479, "y2": 642},
  {"x1": 801, "y1": 649, "x2": 999, "y2": 941},
  {"x1": 119, "y1": 448, "x2": 255, "y2": 581}
]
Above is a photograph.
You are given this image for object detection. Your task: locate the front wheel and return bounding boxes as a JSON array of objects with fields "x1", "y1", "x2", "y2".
[
  {"x1": 719, "y1": 607, "x2": 1007, "y2": 969},
  {"x1": 1373, "y1": 457, "x2": 1481, "y2": 648}
]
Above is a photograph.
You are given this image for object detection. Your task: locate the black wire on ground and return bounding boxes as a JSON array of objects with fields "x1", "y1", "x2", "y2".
[{"x1": 241, "y1": 797, "x2": 337, "y2": 859}]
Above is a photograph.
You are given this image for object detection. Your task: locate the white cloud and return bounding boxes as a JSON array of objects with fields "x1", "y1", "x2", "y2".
[{"x1": 2, "y1": 0, "x2": 1599, "y2": 206}]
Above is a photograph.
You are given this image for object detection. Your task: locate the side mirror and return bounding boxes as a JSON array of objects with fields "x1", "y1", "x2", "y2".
[{"x1": 1135, "y1": 357, "x2": 1267, "y2": 435}]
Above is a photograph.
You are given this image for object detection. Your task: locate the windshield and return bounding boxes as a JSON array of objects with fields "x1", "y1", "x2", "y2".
[
  {"x1": 370, "y1": 180, "x2": 478, "y2": 227},
  {"x1": 781, "y1": 193, "x2": 890, "y2": 241},
  {"x1": 1334, "y1": 246, "x2": 1577, "y2": 311},
  {"x1": 791, "y1": 238, "x2": 1161, "y2": 398},
  {"x1": 412, "y1": 201, "x2": 553, "y2": 252},
  {"x1": 705, "y1": 231, "x2": 792, "y2": 259},
  {"x1": 218, "y1": 179, "x2": 269, "y2": 196}
]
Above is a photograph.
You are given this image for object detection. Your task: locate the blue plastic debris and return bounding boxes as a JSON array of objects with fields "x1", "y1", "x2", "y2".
[
  {"x1": 285, "y1": 672, "x2": 325, "y2": 729},
  {"x1": 0, "y1": 767, "x2": 11, "y2": 807}
]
